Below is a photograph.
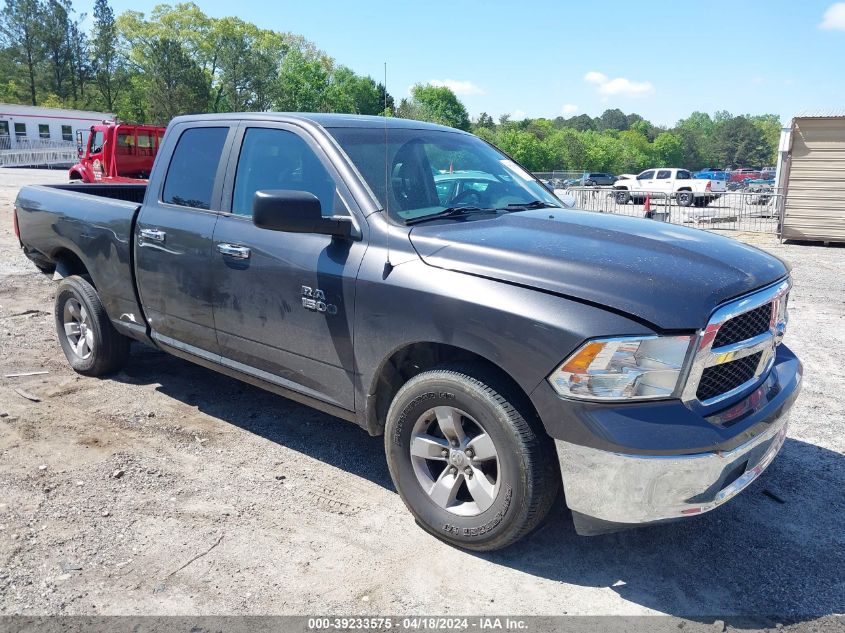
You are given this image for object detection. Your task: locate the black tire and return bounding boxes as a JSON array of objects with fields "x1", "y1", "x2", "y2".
[
  {"x1": 54, "y1": 275, "x2": 129, "y2": 376},
  {"x1": 676, "y1": 190, "x2": 695, "y2": 207},
  {"x1": 385, "y1": 364, "x2": 559, "y2": 551},
  {"x1": 614, "y1": 190, "x2": 631, "y2": 205}
]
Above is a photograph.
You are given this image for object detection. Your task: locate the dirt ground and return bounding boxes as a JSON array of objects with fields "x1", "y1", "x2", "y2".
[{"x1": 0, "y1": 168, "x2": 843, "y2": 625}]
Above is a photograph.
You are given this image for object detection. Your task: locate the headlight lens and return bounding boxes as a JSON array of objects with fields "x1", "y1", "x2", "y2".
[{"x1": 548, "y1": 335, "x2": 693, "y2": 401}]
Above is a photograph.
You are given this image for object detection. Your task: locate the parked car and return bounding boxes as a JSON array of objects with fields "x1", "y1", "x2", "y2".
[
  {"x1": 729, "y1": 167, "x2": 763, "y2": 183},
  {"x1": 582, "y1": 172, "x2": 617, "y2": 186},
  {"x1": 613, "y1": 168, "x2": 726, "y2": 206},
  {"x1": 14, "y1": 113, "x2": 801, "y2": 550},
  {"x1": 694, "y1": 168, "x2": 729, "y2": 182}
]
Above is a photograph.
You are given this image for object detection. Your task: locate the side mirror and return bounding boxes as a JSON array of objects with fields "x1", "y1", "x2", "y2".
[{"x1": 252, "y1": 190, "x2": 354, "y2": 239}]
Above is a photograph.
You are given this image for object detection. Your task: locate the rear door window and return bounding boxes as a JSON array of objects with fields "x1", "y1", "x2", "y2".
[
  {"x1": 162, "y1": 127, "x2": 228, "y2": 210},
  {"x1": 656, "y1": 170, "x2": 672, "y2": 179}
]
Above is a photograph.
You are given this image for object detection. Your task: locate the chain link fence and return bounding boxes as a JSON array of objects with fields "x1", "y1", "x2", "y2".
[{"x1": 559, "y1": 186, "x2": 783, "y2": 234}]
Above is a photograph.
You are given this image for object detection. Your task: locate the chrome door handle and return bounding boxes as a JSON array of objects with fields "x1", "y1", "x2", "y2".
[
  {"x1": 217, "y1": 243, "x2": 251, "y2": 259},
  {"x1": 139, "y1": 228, "x2": 166, "y2": 242}
]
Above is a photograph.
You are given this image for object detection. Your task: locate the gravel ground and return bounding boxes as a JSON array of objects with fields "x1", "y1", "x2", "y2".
[{"x1": 0, "y1": 168, "x2": 843, "y2": 627}]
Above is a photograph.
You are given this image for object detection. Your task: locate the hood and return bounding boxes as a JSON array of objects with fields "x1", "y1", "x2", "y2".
[{"x1": 408, "y1": 209, "x2": 788, "y2": 330}]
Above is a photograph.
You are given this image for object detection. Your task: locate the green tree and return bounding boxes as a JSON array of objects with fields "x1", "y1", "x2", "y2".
[
  {"x1": 401, "y1": 83, "x2": 470, "y2": 131},
  {"x1": 749, "y1": 114, "x2": 782, "y2": 165},
  {"x1": 598, "y1": 108, "x2": 629, "y2": 131},
  {"x1": 652, "y1": 132, "x2": 685, "y2": 167},
  {"x1": 143, "y1": 38, "x2": 210, "y2": 124},
  {"x1": 711, "y1": 116, "x2": 770, "y2": 167},
  {"x1": 496, "y1": 128, "x2": 548, "y2": 170},
  {"x1": 563, "y1": 113, "x2": 595, "y2": 132},
  {"x1": 91, "y1": 0, "x2": 123, "y2": 110},
  {"x1": 475, "y1": 112, "x2": 495, "y2": 129},
  {"x1": 377, "y1": 82, "x2": 393, "y2": 115},
  {"x1": 0, "y1": 0, "x2": 44, "y2": 104},
  {"x1": 275, "y1": 47, "x2": 329, "y2": 112},
  {"x1": 42, "y1": 0, "x2": 74, "y2": 101}
]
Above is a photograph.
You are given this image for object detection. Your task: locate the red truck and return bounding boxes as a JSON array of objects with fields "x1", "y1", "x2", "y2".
[
  {"x1": 69, "y1": 122, "x2": 165, "y2": 183},
  {"x1": 729, "y1": 167, "x2": 763, "y2": 183}
]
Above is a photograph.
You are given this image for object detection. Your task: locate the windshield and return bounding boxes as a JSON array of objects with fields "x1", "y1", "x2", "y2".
[{"x1": 327, "y1": 126, "x2": 561, "y2": 223}]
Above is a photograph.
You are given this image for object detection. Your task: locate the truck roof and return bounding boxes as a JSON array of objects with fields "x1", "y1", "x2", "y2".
[{"x1": 169, "y1": 112, "x2": 466, "y2": 133}]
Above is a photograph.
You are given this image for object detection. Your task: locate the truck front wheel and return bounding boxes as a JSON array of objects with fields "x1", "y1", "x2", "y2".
[
  {"x1": 384, "y1": 365, "x2": 559, "y2": 551},
  {"x1": 54, "y1": 276, "x2": 129, "y2": 376}
]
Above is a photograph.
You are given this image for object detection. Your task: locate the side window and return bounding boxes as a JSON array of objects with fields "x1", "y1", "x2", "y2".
[
  {"x1": 638, "y1": 170, "x2": 655, "y2": 180},
  {"x1": 117, "y1": 133, "x2": 134, "y2": 154},
  {"x1": 61, "y1": 125, "x2": 72, "y2": 142},
  {"x1": 232, "y1": 127, "x2": 340, "y2": 218},
  {"x1": 162, "y1": 127, "x2": 228, "y2": 210},
  {"x1": 90, "y1": 131, "x2": 104, "y2": 153},
  {"x1": 14, "y1": 123, "x2": 26, "y2": 139},
  {"x1": 656, "y1": 170, "x2": 671, "y2": 179},
  {"x1": 676, "y1": 170, "x2": 691, "y2": 180},
  {"x1": 38, "y1": 124, "x2": 50, "y2": 139}
]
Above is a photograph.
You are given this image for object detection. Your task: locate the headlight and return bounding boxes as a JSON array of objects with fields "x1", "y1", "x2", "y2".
[{"x1": 548, "y1": 335, "x2": 693, "y2": 401}]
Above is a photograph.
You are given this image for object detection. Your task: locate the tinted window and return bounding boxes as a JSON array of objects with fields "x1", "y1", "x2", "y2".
[
  {"x1": 232, "y1": 128, "x2": 339, "y2": 217},
  {"x1": 638, "y1": 170, "x2": 655, "y2": 180},
  {"x1": 38, "y1": 124, "x2": 50, "y2": 139},
  {"x1": 656, "y1": 170, "x2": 671, "y2": 179},
  {"x1": 61, "y1": 125, "x2": 72, "y2": 141},
  {"x1": 14, "y1": 123, "x2": 26, "y2": 138},
  {"x1": 163, "y1": 127, "x2": 228, "y2": 210}
]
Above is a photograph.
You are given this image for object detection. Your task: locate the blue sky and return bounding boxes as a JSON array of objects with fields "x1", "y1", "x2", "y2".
[{"x1": 80, "y1": 0, "x2": 845, "y2": 126}]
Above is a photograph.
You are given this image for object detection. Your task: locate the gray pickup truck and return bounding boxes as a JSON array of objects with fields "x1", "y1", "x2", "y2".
[{"x1": 14, "y1": 113, "x2": 802, "y2": 550}]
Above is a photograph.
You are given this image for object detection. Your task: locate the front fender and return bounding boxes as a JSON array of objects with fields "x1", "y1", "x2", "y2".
[{"x1": 353, "y1": 245, "x2": 652, "y2": 436}]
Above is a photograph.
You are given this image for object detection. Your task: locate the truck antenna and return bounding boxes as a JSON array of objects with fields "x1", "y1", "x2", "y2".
[{"x1": 383, "y1": 61, "x2": 393, "y2": 277}]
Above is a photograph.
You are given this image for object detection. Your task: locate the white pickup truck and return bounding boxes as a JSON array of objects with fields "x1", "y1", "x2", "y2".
[{"x1": 613, "y1": 168, "x2": 725, "y2": 207}]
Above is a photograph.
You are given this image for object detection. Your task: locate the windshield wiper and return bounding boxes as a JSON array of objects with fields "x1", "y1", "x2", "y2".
[
  {"x1": 405, "y1": 206, "x2": 497, "y2": 225},
  {"x1": 501, "y1": 200, "x2": 562, "y2": 211}
]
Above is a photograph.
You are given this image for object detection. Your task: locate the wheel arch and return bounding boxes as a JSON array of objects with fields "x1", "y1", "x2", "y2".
[
  {"x1": 50, "y1": 247, "x2": 93, "y2": 285},
  {"x1": 363, "y1": 341, "x2": 541, "y2": 438}
]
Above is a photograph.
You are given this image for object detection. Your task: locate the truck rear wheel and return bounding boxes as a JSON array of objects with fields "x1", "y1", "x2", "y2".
[
  {"x1": 384, "y1": 364, "x2": 559, "y2": 551},
  {"x1": 54, "y1": 275, "x2": 129, "y2": 376},
  {"x1": 677, "y1": 190, "x2": 695, "y2": 207}
]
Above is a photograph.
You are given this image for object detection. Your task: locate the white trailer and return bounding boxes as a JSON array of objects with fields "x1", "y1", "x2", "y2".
[{"x1": 0, "y1": 103, "x2": 114, "y2": 151}]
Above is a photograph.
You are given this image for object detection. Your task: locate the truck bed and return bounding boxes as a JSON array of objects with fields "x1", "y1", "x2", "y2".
[{"x1": 15, "y1": 183, "x2": 148, "y2": 341}]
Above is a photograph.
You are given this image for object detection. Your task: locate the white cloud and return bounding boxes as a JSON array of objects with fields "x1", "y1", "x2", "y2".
[
  {"x1": 429, "y1": 79, "x2": 485, "y2": 95},
  {"x1": 820, "y1": 3, "x2": 845, "y2": 30},
  {"x1": 584, "y1": 71, "x2": 608, "y2": 85},
  {"x1": 583, "y1": 70, "x2": 654, "y2": 97},
  {"x1": 561, "y1": 104, "x2": 579, "y2": 115}
]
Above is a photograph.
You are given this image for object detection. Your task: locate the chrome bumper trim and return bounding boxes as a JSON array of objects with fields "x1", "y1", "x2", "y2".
[{"x1": 556, "y1": 411, "x2": 789, "y2": 525}]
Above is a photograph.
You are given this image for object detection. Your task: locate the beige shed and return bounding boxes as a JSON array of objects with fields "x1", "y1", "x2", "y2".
[{"x1": 780, "y1": 111, "x2": 845, "y2": 243}]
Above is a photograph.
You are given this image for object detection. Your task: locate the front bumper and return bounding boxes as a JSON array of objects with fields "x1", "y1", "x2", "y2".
[{"x1": 550, "y1": 346, "x2": 801, "y2": 535}]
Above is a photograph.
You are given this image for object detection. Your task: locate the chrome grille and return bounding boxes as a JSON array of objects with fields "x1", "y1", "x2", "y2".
[
  {"x1": 712, "y1": 303, "x2": 772, "y2": 348},
  {"x1": 696, "y1": 351, "x2": 763, "y2": 401},
  {"x1": 683, "y1": 278, "x2": 790, "y2": 407}
]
